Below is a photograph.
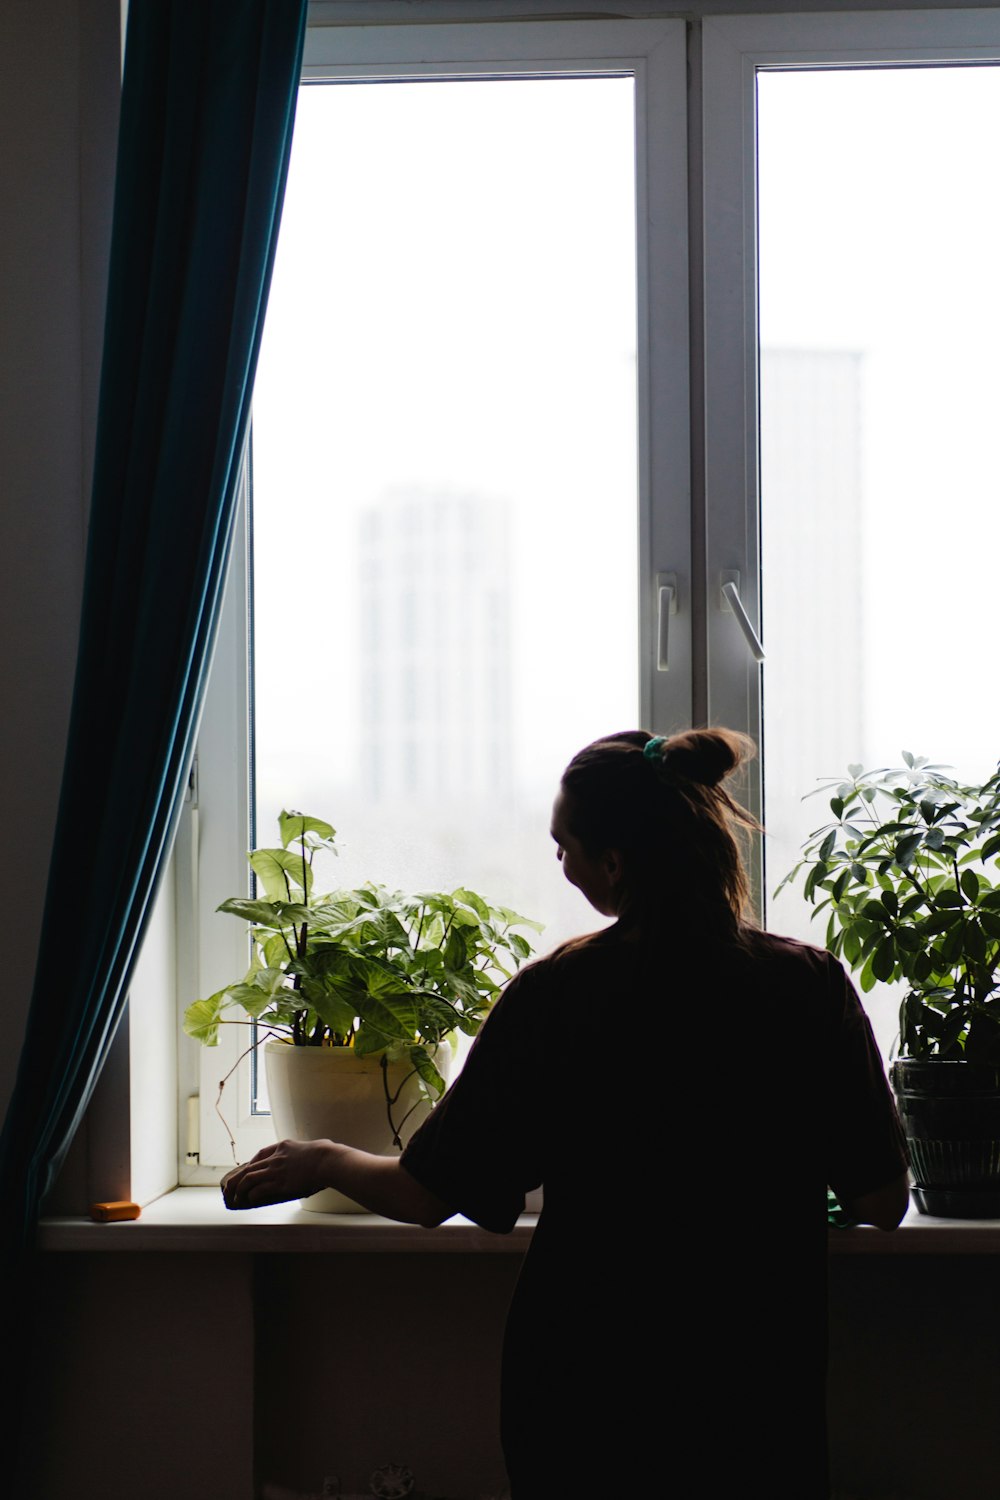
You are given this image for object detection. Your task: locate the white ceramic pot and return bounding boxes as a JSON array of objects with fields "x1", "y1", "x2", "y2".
[{"x1": 263, "y1": 1041, "x2": 451, "y2": 1213}]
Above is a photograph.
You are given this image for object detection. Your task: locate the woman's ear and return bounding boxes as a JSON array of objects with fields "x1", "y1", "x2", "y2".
[{"x1": 601, "y1": 847, "x2": 626, "y2": 889}]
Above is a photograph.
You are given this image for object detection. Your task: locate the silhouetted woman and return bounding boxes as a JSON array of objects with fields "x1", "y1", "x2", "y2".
[{"x1": 225, "y1": 728, "x2": 909, "y2": 1497}]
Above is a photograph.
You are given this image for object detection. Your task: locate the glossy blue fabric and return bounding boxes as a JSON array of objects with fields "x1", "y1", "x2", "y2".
[{"x1": 0, "y1": 0, "x2": 307, "y2": 1255}]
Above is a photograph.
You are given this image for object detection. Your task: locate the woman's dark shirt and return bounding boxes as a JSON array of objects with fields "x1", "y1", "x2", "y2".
[{"x1": 401, "y1": 924, "x2": 908, "y2": 1496}]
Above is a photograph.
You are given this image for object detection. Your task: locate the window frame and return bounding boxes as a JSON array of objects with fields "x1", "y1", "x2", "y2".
[
  {"x1": 182, "y1": 16, "x2": 691, "y2": 1174},
  {"x1": 700, "y1": 7, "x2": 1000, "y2": 908}
]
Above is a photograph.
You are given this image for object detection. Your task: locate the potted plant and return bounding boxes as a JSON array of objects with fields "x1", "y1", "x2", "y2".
[
  {"x1": 779, "y1": 753, "x2": 1000, "y2": 1217},
  {"x1": 185, "y1": 811, "x2": 541, "y2": 1210}
]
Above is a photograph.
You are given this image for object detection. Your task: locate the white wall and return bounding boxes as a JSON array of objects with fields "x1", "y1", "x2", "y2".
[{"x1": 0, "y1": 0, "x2": 118, "y2": 1124}]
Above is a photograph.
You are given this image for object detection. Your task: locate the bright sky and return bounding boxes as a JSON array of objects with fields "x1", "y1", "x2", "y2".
[{"x1": 759, "y1": 65, "x2": 1000, "y2": 783}]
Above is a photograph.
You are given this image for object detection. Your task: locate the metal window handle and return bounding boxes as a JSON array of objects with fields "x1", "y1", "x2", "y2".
[
  {"x1": 656, "y1": 574, "x2": 677, "y2": 672},
  {"x1": 720, "y1": 573, "x2": 765, "y2": 663}
]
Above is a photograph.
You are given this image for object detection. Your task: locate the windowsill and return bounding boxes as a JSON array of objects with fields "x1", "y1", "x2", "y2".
[
  {"x1": 37, "y1": 1187, "x2": 538, "y2": 1252},
  {"x1": 36, "y1": 1189, "x2": 1000, "y2": 1253},
  {"x1": 828, "y1": 1198, "x2": 1000, "y2": 1253}
]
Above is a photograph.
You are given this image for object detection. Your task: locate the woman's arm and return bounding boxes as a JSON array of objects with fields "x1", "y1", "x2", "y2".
[
  {"x1": 842, "y1": 1170, "x2": 910, "y2": 1230},
  {"x1": 222, "y1": 1138, "x2": 453, "y2": 1226}
]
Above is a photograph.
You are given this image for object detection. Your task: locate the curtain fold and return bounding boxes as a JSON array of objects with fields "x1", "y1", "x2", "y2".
[{"x1": 0, "y1": 0, "x2": 307, "y2": 1258}]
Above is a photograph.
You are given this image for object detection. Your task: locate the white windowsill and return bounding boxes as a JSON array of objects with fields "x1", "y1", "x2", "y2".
[
  {"x1": 36, "y1": 1189, "x2": 1000, "y2": 1253},
  {"x1": 828, "y1": 1199, "x2": 1000, "y2": 1253},
  {"x1": 37, "y1": 1187, "x2": 538, "y2": 1252}
]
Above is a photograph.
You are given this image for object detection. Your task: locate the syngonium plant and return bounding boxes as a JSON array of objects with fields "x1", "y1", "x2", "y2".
[
  {"x1": 778, "y1": 754, "x2": 1000, "y2": 1064},
  {"x1": 184, "y1": 811, "x2": 542, "y2": 1130}
]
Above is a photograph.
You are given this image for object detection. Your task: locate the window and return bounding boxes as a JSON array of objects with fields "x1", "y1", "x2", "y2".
[
  {"x1": 701, "y1": 9, "x2": 1000, "y2": 1054},
  {"x1": 177, "y1": 9, "x2": 1000, "y2": 1178},
  {"x1": 183, "y1": 19, "x2": 688, "y2": 1173}
]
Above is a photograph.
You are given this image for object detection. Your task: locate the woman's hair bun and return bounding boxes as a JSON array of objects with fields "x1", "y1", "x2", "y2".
[{"x1": 656, "y1": 728, "x2": 754, "y2": 788}]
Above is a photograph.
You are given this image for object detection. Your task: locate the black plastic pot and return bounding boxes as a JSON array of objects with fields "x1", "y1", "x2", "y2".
[{"x1": 890, "y1": 1059, "x2": 1000, "y2": 1217}]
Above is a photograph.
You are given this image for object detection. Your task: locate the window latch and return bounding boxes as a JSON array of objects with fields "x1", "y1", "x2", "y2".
[
  {"x1": 720, "y1": 571, "x2": 765, "y2": 663},
  {"x1": 656, "y1": 573, "x2": 677, "y2": 672}
]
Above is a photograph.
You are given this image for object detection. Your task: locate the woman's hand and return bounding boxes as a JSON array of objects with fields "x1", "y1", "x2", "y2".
[
  {"x1": 221, "y1": 1137, "x2": 454, "y2": 1225},
  {"x1": 222, "y1": 1138, "x2": 335, "y2": 1209}
]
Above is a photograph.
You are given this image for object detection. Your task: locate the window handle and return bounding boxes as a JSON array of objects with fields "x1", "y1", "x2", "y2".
[
  {"x1": 656, "y1": 573, "x2": 677, "y2": 672},
  {"x1": 720, "y1": 572, "x2": 765, "y2": 663}
]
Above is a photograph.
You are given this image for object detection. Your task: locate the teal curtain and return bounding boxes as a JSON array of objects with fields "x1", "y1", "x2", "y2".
[{"x1": 0, "y1": 0, "x2": 307, "y2": 1258}]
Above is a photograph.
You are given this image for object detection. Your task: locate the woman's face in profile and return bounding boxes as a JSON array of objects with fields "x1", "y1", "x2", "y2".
[{"x1": 549, "y1": 787, "x2": 621, "y2": 917}]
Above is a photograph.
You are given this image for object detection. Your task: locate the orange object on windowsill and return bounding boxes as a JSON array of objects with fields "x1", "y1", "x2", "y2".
[{"x1": 89, "y1": 1201, "x2": 141, "y2": 1223}]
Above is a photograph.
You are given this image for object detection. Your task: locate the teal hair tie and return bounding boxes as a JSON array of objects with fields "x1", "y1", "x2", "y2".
[{"x1": 643, "y1": 736, "x2": 667, "y2": 762}]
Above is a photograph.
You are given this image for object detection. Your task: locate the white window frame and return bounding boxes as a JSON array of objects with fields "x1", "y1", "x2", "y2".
[
  {"x1": 181, "y1": 17, "x2": 690, "y2": 1175},
  {"x1": 701, "y1": 7, "x2": 1000, "y2": 906}
]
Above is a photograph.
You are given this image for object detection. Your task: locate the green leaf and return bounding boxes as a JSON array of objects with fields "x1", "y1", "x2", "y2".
[
  {"x1": 872, "y1": 937, "x2": 896, "y2": 983},
  {"x1": 918, "y1": 909, "x2": 960, "y2": 935},
  {"x1": 894, "y1": 925, "x2": 922, "y2": 952},
  {"x1": 304, "y1": 988, "x2": 358, "y2": 1037},
  {"x1": 962, "y1": 869, "x2": 981, "y2": 902},
  {"x1": 444, "y1": 925, "x2": 468, "y2": 971},
  {"x1": 409, "y1": 1044, "x2": 447, "y2": 1098},
  {"x1": 452, "y1": 887, "x2": 490, "y2": 921},
  {"x1": 225, "y1": 972, "x2": 292, "y2": 1019},
  {"x1": 217, "y1": 897, "x2": 311, "y2": 927},
  {"x1": 912, "y1": 949, "x2": 934, "y2": 984},
  {"x1": 355, "y1": 992, "x2": 422, "y2": 1044},
  {"x1": 492, "y1": 903, "x2": 545, "y2": 935},
  {"x1": 858, "y1": 949, "x2": 878, "y2": 993},
  {"x1": 249, "y1": 847, "x2": 312, "y2": 901},
  {"x1": 183, "y1": 989, "x2": 231, "y2": 1045},
  {"x1": 894, "y1": 833, "x2": 923, "y2": 867},
  {"x1": 278, "y1": 811, "x2": 335, "y2": 848},
  {"x1": 263, "y1": 932, "x2": 290, "y2": 968},
  {"x1": 964, "y1": 923, "x2": 988, "y2": 963},
  {"x1": 842, "y1": 923, "x2": 863, "y2": 967}
]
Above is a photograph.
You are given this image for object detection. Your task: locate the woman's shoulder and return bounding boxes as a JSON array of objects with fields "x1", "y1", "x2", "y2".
[
  {"x1": 521, "y1": 924, "x2": 629, "y2": 978},
  {"x1": 493, "y1": 926, "x2": 626, "y2": 1013},
  {"x1": 740, "y1": 927, "x2": 840, "y2": 969}
]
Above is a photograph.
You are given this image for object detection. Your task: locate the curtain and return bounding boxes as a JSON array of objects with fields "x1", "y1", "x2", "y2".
[{"x1": 0, "y1": 0, "x2": 308, "y2": 1260}]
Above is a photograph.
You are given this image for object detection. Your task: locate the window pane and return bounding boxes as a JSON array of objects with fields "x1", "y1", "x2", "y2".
[
  {"x1": 758, "y1": 67, "x2": 1000, "y2": 1045},
  {"x1": 250, "y1": 78, "x2": 639, "y2": 1100}
]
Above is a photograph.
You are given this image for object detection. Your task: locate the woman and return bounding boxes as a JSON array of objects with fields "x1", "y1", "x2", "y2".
[{"x1": 225, "y1": 728, "x2": 909, "y2": 1496}]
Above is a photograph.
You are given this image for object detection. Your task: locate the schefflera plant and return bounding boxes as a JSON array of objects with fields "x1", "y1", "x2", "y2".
[
  {"x1": 184, "y1": 811, "x2": 541, "y2": 1112},
  {"x1": 779, "y1": 754, "x2": 1000, "y2": 1063}
]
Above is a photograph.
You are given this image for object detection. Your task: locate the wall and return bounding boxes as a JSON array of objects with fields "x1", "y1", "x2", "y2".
[{"x1": 0, "y1": 0, "x2": 118, "y2": 1120}]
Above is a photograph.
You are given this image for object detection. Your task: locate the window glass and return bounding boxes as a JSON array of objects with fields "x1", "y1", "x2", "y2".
[
  {"x1": 250, "y1": 77, "x2": 639, "y2": 1105},
  {"x1": 758, "y1": 65, "x2": 1000, "y2": 1044},
  {"x1": 252, "y1": 77, "x2": 638, "y2": 936}
]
